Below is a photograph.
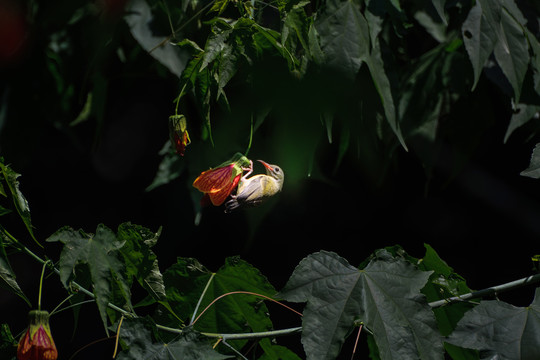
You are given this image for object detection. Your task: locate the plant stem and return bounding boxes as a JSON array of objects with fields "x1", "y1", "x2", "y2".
[
  {"x1": 428, "y1": 272, "x2": 540, "y2": 308},
  {"x1": 37, "y1": 260, "x2": 48, "y2": 311},
  {"x1": 190, "y1": 272, "x2": 216, "y2": 325}
]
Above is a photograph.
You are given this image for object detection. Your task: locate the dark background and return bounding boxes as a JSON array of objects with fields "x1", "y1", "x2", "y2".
[{"x1": 1, "y1": 0, "x2": 540, "y2": 359}]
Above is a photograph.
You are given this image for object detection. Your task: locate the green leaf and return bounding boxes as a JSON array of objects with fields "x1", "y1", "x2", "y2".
[
  {"x1": 0, "y1": 162, "x2": 40, "y2": 247},
  {"x1": 520, "y1": 143, "x2": 540, "y2": 178},
  {"x1": 447, "y1": 288, "x2": 540, "y2": 359},
  {"x1": 258, "y1": 343, "x2": 302, "y2": 360},
  {"x1": 0, "y1": 323, "x2": 17, "y2": 360},
  {"x1": 47, "y1": 224, "x2": 132, "y2": 335},
  {"x1": 279, "y1": 250, "x2": 443, "y2": 360},
  {"x1": 0, "y1": 227, "x2": 31, "y2": 306},
  {"x1": 163, "y1": 257, "x2": 278, "y2": 356},
  {"x1": 432, "y1": 0, "x2": 447, "y2": 25},
  {"x1": 315, "y1": 0, "x2": 369, "y2": 81},
  {"x1": 366, "y1": 38, "x2": 407, "y2": 151},
  {"x1": 492, "y1": 6, "x2": 529, "y2": 102},
  {"x1": 146, "y1": 141, "x2": 186, "y2": 191},
  {"x1": 116, "y1": 317, "x2": 232, "y2": 360},
  {"x1": 504, "y1": 104, "x2": 540, "y2": 143},
  {"x1": 418, "y1": 245, "x2": 478, "y2": 360},
  {"x1": 117, "y1": 223, "x2": 167, "y2": 304},
  {"x1": 461, "y1": 1, "x2": 499, "y2": 90}
]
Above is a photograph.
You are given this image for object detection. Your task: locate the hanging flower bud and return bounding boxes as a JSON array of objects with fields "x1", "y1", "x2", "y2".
[
  {"x1": 169, "y1": 114, "x2": 191, "y2": 156},
  {"x1": 193, "y1": 153, "x2": 252, "y2": 206},
  {"x1": 17, "y1": 310, "x2": 58, "y2": 360}
]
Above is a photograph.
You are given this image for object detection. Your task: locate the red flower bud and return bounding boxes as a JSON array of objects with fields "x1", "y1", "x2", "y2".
[
  {"x1": 169, "y1": 115, "x2": 191, "y2": 156},
  {"x1": 17, "y1": 310, "x2": 58, "y2": 360}
]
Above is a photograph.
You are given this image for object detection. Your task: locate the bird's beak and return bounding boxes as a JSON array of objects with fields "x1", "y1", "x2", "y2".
[{"x1": 257, "y1": 160, "x2": 273, "y2": 171}]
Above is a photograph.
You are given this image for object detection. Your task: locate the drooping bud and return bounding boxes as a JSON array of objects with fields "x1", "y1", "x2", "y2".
[
  {"x1": 193, "y1": 153, "x2": 251, "y2": 206},
  {"x1": 169, "y1": 115, "x2": 191, "y2": 156},
  {"x1": 17, "y1": 310, "x2": 58, "y2": 360}
]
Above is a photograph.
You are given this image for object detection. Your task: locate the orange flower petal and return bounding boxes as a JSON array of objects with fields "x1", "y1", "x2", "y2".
[{"x1": 193, "y1": 164, "x2": 235, "y2": 193}]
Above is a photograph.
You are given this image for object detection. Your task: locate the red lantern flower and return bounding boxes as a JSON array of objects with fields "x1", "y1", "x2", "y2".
[
  {"x1": 17, "y1": 310, "x2": 58, "y2": 360},
  {"x1": 169, "y1": 115, "x2": 191, "y2": 156},
  {"x1": 193, "y1": 153, "x2": 252, "y2": 206}
]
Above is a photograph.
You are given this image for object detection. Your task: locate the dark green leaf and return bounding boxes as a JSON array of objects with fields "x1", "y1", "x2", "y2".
[
  {"x1": 315, "y1": 0, "x2": 369, "y2": 81},
  {"x1": 0, "y1": 227, "x2": 31, "y2": 306},
  {"x1": 146, "y1": 142, "x2": 186, "y2": 191},
  {"x1": 163, "y1": 257, "x2": 278, "y2": 356},
  {"x1": 447, "y1": 288, "x2": 540, "y2": 359},
  {"x1": 47, "y1": 225, "x2": 132, "y2": 334},
  {"x1": 432, "y1": 0, "x2": 447, "y2": 25},
  {"x1": 279, "y1": 250, "x2": 443, "y2": 360},
  {"x1": 117, "y1": 223, "x2": 167, "y2": 303},
  {"x1": 504, "y1": 104, "x2": 540, "y2": 143},
  {"x1": 258, "y1": 343, "x2": 302, "y2": 360},
  {"x1": 521, "y1": 143, "x2": 540, "y2": 178},
  {"x1": 461, "y1": 1, "x2": 499, "y2": 90},
  {"x1": 366, "y1": 39, "x2": 407, "y2": 150},
  {"x1": 0, "y1": 323, "x2": 17, "y2": 360},
  {"x1": 492, "y1": 7, "x2": 529, "y2": 102},
  {"x1": 0, "y1": 162, "x2": 39, "y2": 247},
  {"x1": 116, "y1": 317, "x2": 232, "y2": 360},
  {"x1": 419, "y1": 245, "x2": 478, "y2": 359}
]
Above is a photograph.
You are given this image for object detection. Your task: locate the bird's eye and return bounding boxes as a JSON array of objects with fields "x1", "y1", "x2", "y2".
[{"x1": 274, "y1": 168, "x2": 280, "y2": 173}]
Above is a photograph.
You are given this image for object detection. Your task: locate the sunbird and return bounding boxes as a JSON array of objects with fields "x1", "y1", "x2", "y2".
[{"x1": 225, "y1": 160, "x2": 284, "y2": 212}]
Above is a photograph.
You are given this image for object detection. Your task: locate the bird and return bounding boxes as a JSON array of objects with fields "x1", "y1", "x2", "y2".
[{"x1": 225, "y1": 160, "x2": 284, "y2": 212}]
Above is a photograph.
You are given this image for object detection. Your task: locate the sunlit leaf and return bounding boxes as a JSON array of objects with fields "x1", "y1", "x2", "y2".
[
  {"x1": 116, "y1": 317, "x2": 232, "y2": 360},
  {"x1": 47, "y1": 225, "x2": 132, "y2": 335},
  {"x1": 117, "y1": 223, "x2": 167, "y2": 303},
  {"x1": 125, "y1": 0, "x2": 188, "y2": 77},
  {"x1": 279, "y1": 250, "x2": 443, "y2": 360},
  {"x1": 447, "y1": 288, "x2": 540, "y2": 359}
]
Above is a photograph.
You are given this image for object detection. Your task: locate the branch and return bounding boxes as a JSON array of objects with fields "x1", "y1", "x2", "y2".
[{"x1": 428, "y1": 273, "x2": 540, "y2": 308}]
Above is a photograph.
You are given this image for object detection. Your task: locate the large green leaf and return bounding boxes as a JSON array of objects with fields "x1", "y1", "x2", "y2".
[
  {"x1": 315, "y1": 0, "x2": 370, "y2": 81},
  {"x1": 116, "y1": 317, "x2": 232, "y2": 360},
  {"x1": 278, "y1": 250, "x2": 443, "y2": 360},
  {"x1": 163, "y1": 256, "x2": 278, "y2": 356},
  {"x1": 504, "y1": 103, "x2": 540, "y2": 143},
  {"x1": 47, "y1": 225, "x2": 132, "y2": 334},
  {"x1": 447, "y1": 288, "x2": 540, "y2": 359}
]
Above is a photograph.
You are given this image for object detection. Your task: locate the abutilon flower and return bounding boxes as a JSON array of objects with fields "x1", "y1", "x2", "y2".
[
  {"x1": 169, "y1": 114, "x2": 191, "y2": 156},
  {"x1": 17, "y1": 310, "x2": 58, "y2": 360},
  {"x1": 193, "y1": 153, "x2": 252, "y2": 206}
]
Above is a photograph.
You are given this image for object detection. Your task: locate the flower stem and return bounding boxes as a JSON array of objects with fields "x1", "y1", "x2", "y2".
[{"x1": 37, "y1": 260, "x2": 49, "y2": 311}]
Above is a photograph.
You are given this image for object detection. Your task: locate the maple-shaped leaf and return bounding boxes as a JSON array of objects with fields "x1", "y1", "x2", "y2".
[
  {"x1": 446, "y1": 288, "x2": 540, "y2": 360},
  {"x1": 47, "y1": 224, "x2": 132, "y2": 335},
  {"x1": 278, "y1": 250, "x2": 443, "y2": 360},
  {"x1": 162, "y1": 256, "x2": 278, "y2": 356},
  {"x1": 116, "y1": 317, "x2": 232, "y2": 360}
]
